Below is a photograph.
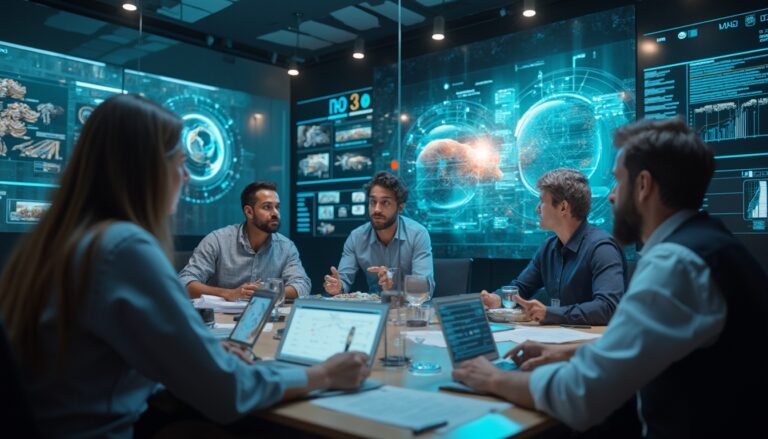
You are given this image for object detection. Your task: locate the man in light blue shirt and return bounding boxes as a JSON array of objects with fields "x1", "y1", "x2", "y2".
[
  {"x1": 323, "y1": 172, "x2": 434, "y2": 295},
  {"x1": 180, "y1": 182, "x2": 311, "y2": 300},
  {"x1": 452, "y1": 118, "x2": 768, "y2": 437}
]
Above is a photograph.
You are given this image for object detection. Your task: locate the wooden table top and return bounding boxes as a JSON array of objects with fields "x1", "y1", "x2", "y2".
[{"x1": 217, "y1": 307, "x2": 603, "y2": 438}]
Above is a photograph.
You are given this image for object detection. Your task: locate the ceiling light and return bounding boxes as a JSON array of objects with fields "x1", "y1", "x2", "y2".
[
  {"x1": 122, "y1": 2, "x2": 138, "y2": 11},
  {"x1": 287, "y1": 60, "x2": 299, "y2": 76},
  {"x1": 522, "y1": 0, "x2": 536, "y2": 18},
  {"x1": 287, "y1": 12, "x2": 301, "y2": 76},
  {"x1": 353, "y1": 38, "x2": 365, "y2": 60},
  {"x1": 432, "y1": 16, "x2": 445, "y2": 41}
]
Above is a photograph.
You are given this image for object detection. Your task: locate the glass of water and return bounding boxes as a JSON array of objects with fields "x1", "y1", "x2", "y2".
[
  {"x1": 263, "y1": 278, "x2": 284, "y2": 321},
  {"x1": 501, "y1": 285, "x2": 519, "y2": 309}
]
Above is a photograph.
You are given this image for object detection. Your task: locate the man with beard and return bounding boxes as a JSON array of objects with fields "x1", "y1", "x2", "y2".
[
  {"x1": 323, "y1": 171, "x2": 434, "y2": 295},
  {"x1": 480, "y1": 168, "x2": 626, "y2": 325},
  {"x1": 451, "y1": 117, "x2": 768, "y2": 437},
  {"x1": 180, "y1": 181, "x2": 310, "y2": 301}
]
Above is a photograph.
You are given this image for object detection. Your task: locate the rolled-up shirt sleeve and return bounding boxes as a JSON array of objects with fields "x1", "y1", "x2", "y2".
[
  {"x1": 88, "y1": 230, "x2": 308, "y2": 423},
  {"x1": 543, "y1": 242, "x2": 624, "y2": 325},
  {"x1": 282, "y1": 242, "x2": 311, "y2": 297},
  {"x1": 336, "y1": 234, "x2": 360, "y2": 294},
  {"x1": 411, "y1": 228, "x2": 435, "y2": 294},
  {"x1": 178, "y1": 233, "x2": 219, "y2": 287}
]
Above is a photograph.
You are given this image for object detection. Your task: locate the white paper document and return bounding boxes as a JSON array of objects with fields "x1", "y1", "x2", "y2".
[
  {"x1": 310, "y1": 385, "x2": 511, "y2": 433},
  {"x1": 197, "y1": 295, "x2": 248, "y2": 314},
  {"x1": 492, "y1": 326, "x2": 601, "y2": 344}
]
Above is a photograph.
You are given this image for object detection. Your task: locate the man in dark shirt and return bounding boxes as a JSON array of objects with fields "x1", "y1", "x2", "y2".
[{"x1": 481, "y1": 168, "x2": 625, "y2": 325}]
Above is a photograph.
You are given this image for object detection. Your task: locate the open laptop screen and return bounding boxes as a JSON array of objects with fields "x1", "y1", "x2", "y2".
[
  {"x1": 228, "y1": 292, "x2": 276, "y2": 347},
  {"x1": 436, "y1": 295, "x2": 497, "y2": 364},
  {"x1": 277, "y1": 301, "x2": 387, "y2": 366}
]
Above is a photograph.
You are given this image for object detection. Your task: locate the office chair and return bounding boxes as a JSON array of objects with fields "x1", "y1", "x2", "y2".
[{"x1": 432, "y1": 258, "x2": 473, "y2": 298}]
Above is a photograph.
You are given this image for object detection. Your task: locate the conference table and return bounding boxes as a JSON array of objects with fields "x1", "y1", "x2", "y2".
[{"x1": 217, "y1": 306, "x2": 604, "y2": 438}]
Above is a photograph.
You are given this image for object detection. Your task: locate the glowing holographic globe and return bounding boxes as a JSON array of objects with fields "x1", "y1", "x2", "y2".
[
  {"x1": 515, "y1": 93, "x2": 602, "y2": 195},
  {"x1": 415, "y1": 124, "x2": 481, "y2": 210}
]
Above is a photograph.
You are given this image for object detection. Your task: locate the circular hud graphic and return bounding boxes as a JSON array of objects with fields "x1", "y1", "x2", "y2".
[
  {"x1": 165, "y1": 95, "x2": 242, "y2": 204},
  {"x1": 514, "y1": 67, "x2": 634, "y2": 223},
  {"x1": 404, "y1": 101, "x2": 503, "y2": 211}
]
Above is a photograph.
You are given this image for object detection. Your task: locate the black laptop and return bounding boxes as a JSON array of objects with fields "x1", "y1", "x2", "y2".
[{"x1": 433, "y1": 294, "x2": 518, "y2": 394}]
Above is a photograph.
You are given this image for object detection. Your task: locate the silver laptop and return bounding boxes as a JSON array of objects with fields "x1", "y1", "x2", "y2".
[
  {"x1": 272, "y1": 299, "x2": 389, "y2": 395},
  {"x1": 433, "y1": 294, "x2": 517, "y2": 394}
]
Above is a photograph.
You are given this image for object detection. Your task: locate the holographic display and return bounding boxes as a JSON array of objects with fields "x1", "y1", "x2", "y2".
[
  {"x1": 374, "y1": 7, "x2": 636, "y2": 258},
  {"x1": 124, "y1": 70, "x2": 257, "y2": 236},
  {"x1": 640, "y1": 4, "x2": 768, "y2": 240},
  {"x1": 293, "y1": 87, "x2": 374, "y2": 238},
  {"x1": 0, "y1": 39, "x2": 123, "y2": 232}
]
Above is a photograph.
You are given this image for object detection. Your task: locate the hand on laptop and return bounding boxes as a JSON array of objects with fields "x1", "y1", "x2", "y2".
[
  {"x1": 480, "y1": 290, "x2": 501, "y2": 308},
  {"x1": 221, "y1": 340, "x2": 255, "y2": 364},
  {"x1": 324, "y1": 266, "x2": 343, "y2": 295},
  {"x1": 512, "y1": 296, "x2": 546, "y2": 321},
  {"x1": 505, "y1": 340, "x2": 579, "y2": 371},
  {"x1": 222, "y1": 282, "x2": 260, "y2": 302},
  {"x1": 452, "y1": 356, "x2": 504, "y2": 394},
  {"x1": 310, "y1": 352, "x2": 370, "y2": 390}
]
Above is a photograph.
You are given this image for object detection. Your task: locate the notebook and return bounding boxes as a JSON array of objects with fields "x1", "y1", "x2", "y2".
[
  {"x1": 272, "y1": 299, "x2": 389, "y2": 395},
  {"x1": 221, "y1": 290, "x2": 278, "y2": 349},
  {"x1": 433, "y1": 294, "x2": 518, "y2": 394}
]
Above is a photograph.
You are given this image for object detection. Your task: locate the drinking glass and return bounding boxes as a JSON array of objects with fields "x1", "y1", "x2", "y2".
[
  {"x1": 501, "y1": 285, "x2": 519, "y2": 309},
  {"x1": 404, "y1": 275, "x2": 441, "y2": 375},
  {"x1": 263, "y1": 278, "x2": 284, "y2": 321}
]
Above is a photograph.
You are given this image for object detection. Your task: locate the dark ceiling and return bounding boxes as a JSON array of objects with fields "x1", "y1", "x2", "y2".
[{"x1": 20, "y1": 0, "x2": 561, "y2": 68}]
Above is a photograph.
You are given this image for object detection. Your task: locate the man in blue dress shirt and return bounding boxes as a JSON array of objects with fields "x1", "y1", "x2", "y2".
[
  {"x1": 453, "y1": 118, "x2": 768, "y2": 437},
  {"x1": 180, "y1": 181, "x2": 311, "y2": 300},
  {"x1": 481, "y1": 168, "x2": 626, "y2": 325},
  {"x1": 323, "y1": 172, "x2": 434, "y2": 295}
]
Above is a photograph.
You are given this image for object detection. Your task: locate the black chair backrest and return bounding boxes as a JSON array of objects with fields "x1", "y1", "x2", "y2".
[
  {"x1": 173, "y1": 250, "x2": 194, "y2": 273},
  {"x1": 0, "y1": 320, "x2": 40, "y2": 437},
  {"x1": 433, "y1": 258, "x2": 473, "y2": 298}
]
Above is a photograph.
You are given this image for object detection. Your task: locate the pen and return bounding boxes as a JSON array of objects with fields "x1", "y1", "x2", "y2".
[
  {"x1": 412, "y1": 420, "x2": 449, "y2": 434},
  {"x1": 344, "y1": 326, "x2": 356, "y2": 352},
  {"x1": 560, "y1": 324, "x2": 592, "y2": 329}
]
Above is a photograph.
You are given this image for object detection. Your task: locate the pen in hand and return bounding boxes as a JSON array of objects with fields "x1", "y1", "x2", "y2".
[{"x1": 344, "y1": 326, "x2": 356, "y2": 352}]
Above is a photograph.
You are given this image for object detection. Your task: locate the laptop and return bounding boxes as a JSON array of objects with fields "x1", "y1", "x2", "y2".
[
  {"x1": 272, "y1": 299, "x2": 389, "y2": 395},
  {"x1": 213, "y1": 290, "x2": 278, "y2": 348},
  {"x1": 433, "y1": 294, "x2": 518, "y2": 394}
]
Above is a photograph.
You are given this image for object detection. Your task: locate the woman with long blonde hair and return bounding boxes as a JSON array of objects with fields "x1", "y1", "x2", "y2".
[{"x1": 0, "y1": 94, "x2": 369, "y2": 438}]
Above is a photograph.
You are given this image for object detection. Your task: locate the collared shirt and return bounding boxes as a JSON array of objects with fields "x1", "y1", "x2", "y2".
[
  {"x1": 337, "y1": 216, "x2": 434, "y2": 294},
  {"x1": 502, "y1": 221, "x2": 625, "y2": 325},
  {"x1": 529, "y1": 210, "x2": 727, "y2": 432},
  {"x1": 178, "y1": 223, "x2": 311, "y2": 297},
  {"x1": 24, "y1": 222, "x2": 308, "y2": 439}
]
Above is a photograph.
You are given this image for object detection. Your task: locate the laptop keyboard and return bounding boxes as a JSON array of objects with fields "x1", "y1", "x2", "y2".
[{"x1": 495, "y1": 360, "x2": 518, "y2": 371}]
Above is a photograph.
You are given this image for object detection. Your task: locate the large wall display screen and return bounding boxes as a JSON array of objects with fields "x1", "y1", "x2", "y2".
[
  {"x1": 0, "y1": 39, "x2": 271, "y2": 237},
  {"x1": 293, "y1": 87, "x2": 374, "y2": 238},
  {"x1": 374, "y1": 7, "x2": 636, "y2": 258},
  {"x1": 639, "y1": 5, "x2": 768, "y2": 240},
  {"x1": 124, "y1": 70, "x2": 259, "y2": 236},
  {"x1": 0, "y1": 40, "x2": 122, "y2": 233}
]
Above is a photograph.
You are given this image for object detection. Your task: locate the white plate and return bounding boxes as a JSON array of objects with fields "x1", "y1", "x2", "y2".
[{"x1": 487, "y1": 308, "x2": 531, "y2": 323}]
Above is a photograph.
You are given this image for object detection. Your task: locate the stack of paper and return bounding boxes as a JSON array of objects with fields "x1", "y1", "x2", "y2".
[
  {"x1": 310, "y1": 385, "x2": 511, "y2": 433},
  {"x1": 197, "y1": 294, "x2": 248, "y2": 314},
  {"x1": 404, "y1": 327, "x2": 601, "y2": 348},
  {"x1": 492, "y1": 326, "x2": 601, "y2": 344}
]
